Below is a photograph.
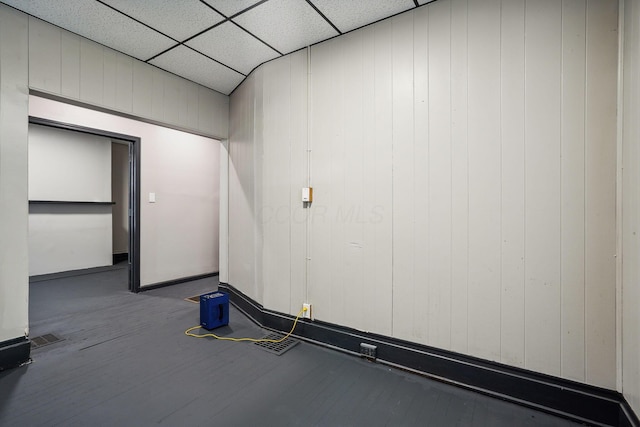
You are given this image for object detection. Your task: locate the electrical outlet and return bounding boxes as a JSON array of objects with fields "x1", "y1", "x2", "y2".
[
  {"x1": 302, "y1": 303, "x2": 312, "y2": 320},
  {"x1": 360, "y1": 343, "x2": 377, "y2": 360}
]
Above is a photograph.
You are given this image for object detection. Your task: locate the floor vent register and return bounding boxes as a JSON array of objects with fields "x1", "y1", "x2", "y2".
[{"x1": 253, "y1": 333, "x2": 299, "y2": 356}]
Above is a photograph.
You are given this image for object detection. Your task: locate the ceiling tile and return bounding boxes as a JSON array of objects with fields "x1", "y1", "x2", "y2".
[
  {"x1": 100, "y1": 0, "x2": 224, "y2": 42},
  {"x1": 1, "y1": 0, "x2": 175, "y2": 61},
  {"x1": 418, "y1": 0, "x2": 439, "y2": 4},
  {"x1": 310, "y1": 0, "x2": 414, "y2": 33},
  {"x1": 233, "y1": 0, "x2": 339, "y2": 54},
  {"x1": 202, "y1": 0, "x2": 264, "y2": 18},
  {"x1": 149, "y1": 46, "x2": 244, "y2": 95},
  {"x1": 186, "y1": 22, "x2": 279, "y2": 75}
]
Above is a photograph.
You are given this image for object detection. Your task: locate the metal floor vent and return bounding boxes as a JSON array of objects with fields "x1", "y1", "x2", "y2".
[
  {"x1": 31, "y1": 333, "x2": 63, "y2": 349},
  {"x1": 253, "y1": 333, "x2": 299, "y2": 356}
]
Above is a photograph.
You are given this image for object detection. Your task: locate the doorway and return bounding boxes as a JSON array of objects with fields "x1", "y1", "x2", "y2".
[
  {"x1": 28, "y1": 117, "x2": 141, "y2": 292},
  {"x1": 111, "y1": 140, "x2": 130, "y2": 269}
]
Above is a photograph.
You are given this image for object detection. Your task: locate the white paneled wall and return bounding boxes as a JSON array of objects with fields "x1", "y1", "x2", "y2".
[
  {"x1": 499, "y1": 0, "x2": 525, "y2": 368},
  {"x1": 0, "y1": 5, "x2": 29, "y2": 343},
  {"x1": 227, "y1": 0, "x2": 619, "y2": 388},
  {"x1": 524, "y1": 0, "x2": 563, "y2": 378},
  {"x1": 28, "y1": 16, "x2": 229, "y2": 139},
  {"x1": 228, "y1": 50, "x2": 309, "y2": 311},
  {"x1": 261, "y1": 50, "x2": 308, "y2": 314},
  {"x1": 228, "y1": 72, "x2": 260, "y2": 302},
  {"x1": 622, "y1": 0, "x2": 640, "y2": 416},
  {"x1": 584, "y1": 0, "x2": 618, "y2": 389}
]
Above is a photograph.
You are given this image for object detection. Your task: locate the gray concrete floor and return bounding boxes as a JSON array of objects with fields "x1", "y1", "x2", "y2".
[{"x1": 0, "y1": 267, "x2": 580, "y2": 426}]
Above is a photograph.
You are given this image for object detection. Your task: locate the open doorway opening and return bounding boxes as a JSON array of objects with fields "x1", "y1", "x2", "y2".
[
  {"x1": 28, "y1": 117, "x2": 140, "y2": 292},
  {"x1": 111, "y1": 140, "x2": 130, "y2": 269}
]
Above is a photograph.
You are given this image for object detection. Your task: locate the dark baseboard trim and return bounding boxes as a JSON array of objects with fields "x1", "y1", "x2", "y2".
[
  {"x1": 219, "y1": 282, "x2": 639, "y2": 427},
  {"x1": 0, "y1": 337, "x2": 31, "y2": 371},
  {"x1": 29, "y1": 263, "x2": 128, "y2": 283},
  {"x1": 29, "y1": 200, "x2": 115, "y2": 205},
  {"x1": 621, "y1": 400, "x2": 640, "y2": 427},
  {"x1": 140, "y1": 272, "x2": 219, "y2": 292},
  {"x1": 112, "y1": 253, "x2": 128, "y2": 264}
]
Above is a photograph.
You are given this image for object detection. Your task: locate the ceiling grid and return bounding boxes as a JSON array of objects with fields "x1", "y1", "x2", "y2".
[{"x1": 1, "y1": 0, "x2": 438, "y2": 95}]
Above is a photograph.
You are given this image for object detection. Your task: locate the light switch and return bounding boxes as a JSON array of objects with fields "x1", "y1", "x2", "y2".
[{"x1": 149, "y1": 192, "x2": 156, "y2": 203}]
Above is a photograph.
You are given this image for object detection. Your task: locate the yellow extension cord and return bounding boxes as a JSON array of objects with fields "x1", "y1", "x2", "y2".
[{"x1": 184, "y1": 306, "x2": 307, "y2": 343}]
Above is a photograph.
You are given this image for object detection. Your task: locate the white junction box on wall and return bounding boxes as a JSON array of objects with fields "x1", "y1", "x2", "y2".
[{"x1": 302, "y1": 187, "x2": 313, "y2": 202}]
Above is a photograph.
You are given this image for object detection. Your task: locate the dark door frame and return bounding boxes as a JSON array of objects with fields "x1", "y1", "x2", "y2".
[{"x1": 28, "y1": 116, "x2": 141, "y2": 292}]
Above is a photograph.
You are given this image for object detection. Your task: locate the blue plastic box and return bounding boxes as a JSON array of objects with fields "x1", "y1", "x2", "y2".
[{"x1": 200, "y1": 291, "x2": 229, "y2": 330}]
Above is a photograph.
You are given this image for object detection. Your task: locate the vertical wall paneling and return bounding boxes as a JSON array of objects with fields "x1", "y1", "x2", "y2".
[
  {"x1": 79, "y1": 39, "x2": 104, "y2": 106},
  {"x1": 28, "y1": 17, "x2": 61, "y2": 94},
  {"x1": 219, "y1": 138, "x2": 230, "y2": 284},
  {"x1": 308, "y1": 39, "x2": 335, "y2": 321},
  {"x1": 288, "y1": 49, "x2": 308, "y2": 313},
  {"x1": 449, "y1": 0, "x2": 469, "y2": 354},
  {"x1": 466, "y1": 0, "x2": 502, "y2": 362},
  {"x1": 330, "y1": 33, "x2": 362, "y2": 324},
  {"x1": 584, "y1": 0, "x2": 618, "y2": 389},
  {"x1": 359, "y1": 26, "x2": 379, "y2": 334},
  {"x1": 370, "y1": 19, "x2": 394, "y2": 337},
  {"x1": 226, "y1": 0, "x2": 621, "y2": 389},
  {"x1": 622, "y1": 0, "x2": 640, "y2": 414},
  {"x1": 560, "y1": 0, "x2": 587, "y2": 382},
  {"x1": 253, "y1": 69, "x2": 265, "y2": 305},
  {"x1": 0, "y1": 4, "x2": 29, "y2": 343},
  {"x1": 327, "y1": 36, "x2": 347, "y2": 325},
  {"x1": 427, "y1": 0, "x2": 452, "y2": 350},
  {"x1": 176, "y1": 79, "x2": 190, "y2": 127},
  {"x1": 28, "y1": 13, "x2": 229, "y2": 139},
  {"x1": 524, "y1": 0, "x2": 562, "y2": 376},
  {"x1": 412, "y1": 5, "x2": 430, "y2": 343},
  {"x1": 212, "y1": 90, "x2": 230, "y2": 139},
  {"x1": 340, "y1": 30, "x2": 365, "y2": 329},
  {"x1": 102, "y1": 49, "x2": 117, "y2": 109},
  {"x1": 185, "y1": 81, "x2": 200, "y2": 131},
  {"x1": 261, "y1": 57, "x2": 292, "y2": 314},
  {"x1": 115, "y1": 53, "x2": 133, "y2": 113},
  {"x1": 60, "y1": 31, "x2": 80, "y2": 99},
  {"x1": 198, "y1": 87, "x2": 228, "y2": 138},
  {"x1": 500, "y1": 0, "x2": 526, "y2": 368},
  {"x1": 132, "y1": 61, "x2": 153, "y2": 118},
  {"x1": 150, "y1": 66, "x2": 164, "y2": 122},
  {"x1": 391, "y1": 10, "x2": 417, "y2": 342},
  {"x1": 228, "y1": 74, "x2": 258, "y2": 300},
  {"x1": 162, "y1": 74, "x2": 181, "y2": 126}
]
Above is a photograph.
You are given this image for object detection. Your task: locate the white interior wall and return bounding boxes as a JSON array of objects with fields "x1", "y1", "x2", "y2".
[
  {"x1": 227, "y1": 50, "x2": 309, "y2": 313},
  {"x1": 28, "y1": 124, "x2": 113, "y2": 275},
  {"x1": 228, "y1": 72, "x2": 260, "y2": 302},
  {"x1": 112, "y1": 142, "x2": 129, "y2": 255},
  {"x1": 227, "y1": 0, "x2": 619, "y2": 389},
  {"x1": 29, "y1": 125, "x2": 112, "y2": 202},
  {"x1": 30, "y1": 96, "x2": 220, "y2": 287},
  {"x1": 29, "y1": 204, "x2": 113, "y2": 275},
  {"x1": 0, "y1": 5, "x2": 29, "y2": 343},
  {"x1": 621, "y1": 0, "x2": 640, "y2": 416}
]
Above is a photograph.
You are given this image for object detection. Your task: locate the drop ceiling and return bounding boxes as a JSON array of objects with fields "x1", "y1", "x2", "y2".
[{"x1": 1, "y1": 0, "x2": 437, "y2": 95}]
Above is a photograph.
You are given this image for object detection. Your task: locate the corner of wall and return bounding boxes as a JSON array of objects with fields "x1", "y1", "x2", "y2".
[{"x1": 0, "y1": 4, "x2": 30, "y2": 342}]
